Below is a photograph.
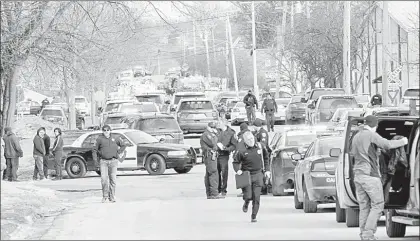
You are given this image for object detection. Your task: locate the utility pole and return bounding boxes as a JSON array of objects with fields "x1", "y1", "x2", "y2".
[
  {"x1": 225, "y1": 18, "x2": 230, "y2": 80},
  {"x1": 157, "y1": 49, "x2": 161, "y2": 75},
  {"x1": 290, "y1": 2, "x2": 296, "y2": 93},
  {"x1": 382, "y1": 1, "x2": 390, "y2": 106},
  {"x1": 212, "y1": 27, "x2": 217, "y2": 60},
  {"x1": 204, "y1": 29, "x2": 212, "y2": 79},
  {"x1": 276, "y1": 1, "x2": 287, "y2": 99},
  {"x1": 193, "y1": 20, "x2": 197, "y2": 76},
  {"x1": 251, "y1": 1, "x2": 259, "y2": 99},
  {"x1": 182, "y1": 32, "x2": 186, "y2": 64},
  {"x1": 227, "y1": 16, "x2": 239, "y2": 98},
  {"x1": 343, "y1": 1, "x2": 351, "y2": 94}
]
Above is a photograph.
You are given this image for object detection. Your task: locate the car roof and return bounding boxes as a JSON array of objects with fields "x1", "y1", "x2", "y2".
[
  {"x1": 319, "y1": 94, "x2": 355, "y2": 98},
  {"x1": 179, "y1": 98, "x2": 212, "y2": 102},
  {"x1": 135, "y1": 91, "x2": 165, "y2": 96},
  {"x1": 174, "y1": 92, "x2": 205, "y2": 95},
  {"x1": 124, "y1": 112, "x2": 174, "y2": 119},
  {"x1": 42, "y1": 106, "x2": 64, "y2": 110},
  {"x1": 106, "y1": 99, "x2": 134, "y2": 104},
  {"x1": 311, "y1": 88, "x2": 344, "y2": 91},
  {"x1": 85, "y1": 129, "x2": 142, "y2": 135}
]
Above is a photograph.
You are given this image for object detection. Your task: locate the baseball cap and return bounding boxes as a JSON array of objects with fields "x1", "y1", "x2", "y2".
[
  {"x1": 364, "y1": 115, "x2": 378, "y2": 128},
  {"x1": 208, "y1": 122, "x2": 216, "y2": 128},
  {"x1": 254, "y1": 119, "x2": 263, "y2": 127}
]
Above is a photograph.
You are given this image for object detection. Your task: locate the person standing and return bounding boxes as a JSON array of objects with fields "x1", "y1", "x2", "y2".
[
  {"x1": 243, "y1": 89, "x2": 259, "y2": 124},
  {"x1": 93, "y1": 125, "x2": 126, "y2": 203},
  {"x1": 33, "y1": 127, "x2": 47, "y2": 180},
  {"x1": 3, "y1": 127, "x2": 23, "y2": 182},
  {"x1": 41, "y1": 127, "x2": 51, "y2": 179},
  {"x1": 351, "y1": 115, "x2": 408, "y2": 240},
  {"x1": 215, "y1": 121, "x2": 237, "y2": 196},
  {"x1": 41, "y1": 98, "x2": 50, "y2": 110},
  {"x1": 51, "y1": 128, "x2": 64, "y2": 180},
  {"x1": 233, "y1": 131, "x2": 271, "y2": 223},
  {"x1": 253, "y1": 119, "x2": 271, "y2": 195},
  {"x1": 261, "y1": 93, "x2": 278, "y2": 132},
  {"x1": 200, "y1": 122, "x2": 224, "y2": 199}
]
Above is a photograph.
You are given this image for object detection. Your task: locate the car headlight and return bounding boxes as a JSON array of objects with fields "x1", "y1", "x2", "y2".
[{"x1": 167, "y1": 151, "x2": 188, "y2": 157}]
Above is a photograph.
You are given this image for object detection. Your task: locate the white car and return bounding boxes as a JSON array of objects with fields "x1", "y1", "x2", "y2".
[
  {"x1": 75, "y1": 96, "x2": 90, "y2": 116},
  {"x1": 274, "y1": 98, "x2": 290, "y2": 124},
  {"x1": 230, "y1": 102, "x2": 264, "y2": 125}
]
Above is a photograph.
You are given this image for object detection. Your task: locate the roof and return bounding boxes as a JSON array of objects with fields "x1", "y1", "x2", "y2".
[
  {"x1": 106, "y1": 99, "x2": 134, "y2": 104},
  {"x1": 85, "y1": 129, "x2": 142, "y2": 135},
  {"x1": 123, "y1": 112, "x2": 174, "y2": 120},
  {"x1": 135, "y1": 91, "x2": 165, "y2": 96},
  {"x1": 174, "y1": 92, "x2": 206, "y2": 95},
  {"x1": 379, "y1": 1, "x2": 419, "y2": 32},
  {"x1": 179, "y1": 97, "x2": 212, "y2": 102}
]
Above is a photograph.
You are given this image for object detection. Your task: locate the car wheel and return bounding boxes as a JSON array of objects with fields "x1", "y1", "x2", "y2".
[
  {"x1": 65, "y1": 157, "x2": 87, "y2": 178},
  {"x1": 345, "y1": 208, "x2": 360, "y2": 227},
  {"x1": 294, "y1": 188, "x2": 303, "y2": 209},
  {"x1": 386, "y1": 209, "x2": 406, "y2": 237},
  {"x1": 145, "y1": 154, "x2": 166, "y2": 175},
  {"x1": 336, "y1": 199, "x2": 346, "y2": 223},
  {"x1": 303, "y1": 188, "x2": 317, "y2": 213},
  {"x1": 174, "y1": 167, "x2": 192, "y2": 174}
]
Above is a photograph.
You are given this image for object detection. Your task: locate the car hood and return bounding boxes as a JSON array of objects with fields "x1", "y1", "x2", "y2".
[{"x1": 137, "y1": 142, "x2": 191, "y2": 151}]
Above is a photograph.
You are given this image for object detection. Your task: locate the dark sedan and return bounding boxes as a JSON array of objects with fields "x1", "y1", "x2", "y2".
[
  {"x1": 285, "y1": 95, "x2": 306, "y2": 125},
  {"x1": 49, "y1": 129, "x2": 196, "y2": 178}
]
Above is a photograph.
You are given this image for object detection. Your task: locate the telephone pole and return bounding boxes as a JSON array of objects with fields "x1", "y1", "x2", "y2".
[
  {"x1": 343, "y1": 1, "x2": 351, "y2": 94},
  {"x1": 225, "y1": 18, "x2": 230, "y2": 79},
  {"x1": 227, "y1": 16, "x2": 239, "y2": 98},
  {"x1": 204, "y1": 29, "x2": 212, "y2": 79},
  {"x1": 251, "y1": 1, "x2": 259, "y2": 99},
  {"x1": 157, "y1": 49, "x2": 161, "y2": 75},
  {"x1": 212, "y1": 27, "x2": 217, "y2": 60},
  {"x1": 382, "y1": 1, "x2": 390, "y2": 106},
  {"x1": 276, "y1": 1, "x2": 287, "y2": 99},
  {"x1": 193, "y1": 20, "x2": 197, "y2": 76}
]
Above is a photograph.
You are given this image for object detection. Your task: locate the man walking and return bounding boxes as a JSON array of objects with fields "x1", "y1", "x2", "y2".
[
  {"x1": 200, "y1": 122, "x2": 224, "y2": 199},
  {"x1": 233, "y1": 131, "x2": 270, "y2": 223},
  {"x1": 93, "y1": 125, "x2": 126, "y2": 203},
  {"x1": 351, "y1": 115, "x2": 408, "y2": 240},
  {"x1": 42, "y1": 128, "x2": 51, "y2": 179},
  {"x1": 3, "y1": 127, "x2": 23, "y2": 182},
  {"x1": 243, "y1": 89, "x2": 258, "y2": 124},
  {"x1": 215, "y1": 121, "x2": 237, "y2": 196},
  {"x1": 261, "y1": 93, "x2": 278, "y2": 132}
]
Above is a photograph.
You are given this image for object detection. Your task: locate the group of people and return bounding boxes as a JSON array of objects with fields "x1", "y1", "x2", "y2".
[
  {"x1": 1, "y1": 126, "x2": 64, "y2": 182},
  {"x1": 243, "y1": 90, "x2": 278, "y2": 132},
  {"x1": 200, "y1": 118, "x2": 271, "y2": 223}
]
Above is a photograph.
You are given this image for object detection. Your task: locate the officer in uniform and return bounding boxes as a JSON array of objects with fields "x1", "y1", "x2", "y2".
[
  {"x1": 243, "y1": 90, "x2": 259, "y2": 124},
  {"x1": 234, "y1": 123, "x2": 254, "y2": 197},
  {"x1": 200, "y1": 122, "x2": 224, "y2": 199},
  {"x1": 253, "y1": 119, "x2": 271, "y2": 195},
  {"x1": 233, "y1": 131, "x2": 271, "y2": 223},
  {"x1": 261, "y1": 93, "x2": 278, "y2": 132}
]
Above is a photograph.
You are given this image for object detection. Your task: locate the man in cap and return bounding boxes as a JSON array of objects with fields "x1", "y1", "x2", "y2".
[
  {"x1": 200, "y1": 122, "x2": 224, "y2": 199},
  {"x1": 253, "y1": 119, "x2": 271, "y2": 194},
  {"x1": 233, "y1": 131, "x2": 270, "y2": 223},
  {"x1": 233, "y1": 123, "x2": 253, "y2": 197},
  {"x1": 351, "y1": 115, "x2": 408, "y2": 240},
  {"x1": 2, "y1": 127, "x2": 23, "y2": 182},
  {"x1": 215, "y1": 120, "x2": 237, "y2": 196},
  {"x1": 261, "y1": 93, "x2": 278, "y2": 132},
  {"x1": 243, "y1": 89, "x2": 259, "y2": 124}
]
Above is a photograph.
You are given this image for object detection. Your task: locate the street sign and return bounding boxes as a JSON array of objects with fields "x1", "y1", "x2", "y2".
[{"x1": 388, "y1": 83, "x2": 400, "y2": 104}]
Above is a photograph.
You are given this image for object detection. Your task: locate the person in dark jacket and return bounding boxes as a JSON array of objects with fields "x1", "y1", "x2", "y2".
[
  {"x1": 3, "y1": 127, "x2": 23, "y2": 182},
  {"x1": 33, "y1": 127, "x2": 47, "y2": 180},
  {"x1": 233, "y1": 131, "x2": 271, "y2": 223},
  {"x1": 93, "y1": 125, "x2": 126, "y2": 203},
  {"x1": 52, "y1": 128, "x2": 64, "y2": 180},
  {"x1": 243, "y1": 89, "x2": 259, "y2": 124},
  {"x1": 215, "y1": 121, "x2": 237, "y2": 196},
  {"x1": 41, "y1": 127, "x2": 51, "y2": 179},
  {"x1": 200, "y1": 122, "x2": 224, "y2": 199},
  {"x1": 261, "y1": 93, "x2": 278, "y2": 132},
  {"x1": 253, "y1": 119, "x2": 271, "y2": 195}
]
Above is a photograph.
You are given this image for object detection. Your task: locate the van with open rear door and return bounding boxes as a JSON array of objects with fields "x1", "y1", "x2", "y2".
[{"x1": 333, "y1": 116, "x2": 418, "y2": 228}]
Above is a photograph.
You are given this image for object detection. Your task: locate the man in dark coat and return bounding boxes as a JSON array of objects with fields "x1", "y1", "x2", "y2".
[
  {"x1": 3, "y1": 127, "x2": 23, "y2": 181},
  {"x1": 41, "y1": 127, "x2": 51, "y2": 179},
  {"x1": 243, "y1": 90, "x2": 259, "y2": 124}
]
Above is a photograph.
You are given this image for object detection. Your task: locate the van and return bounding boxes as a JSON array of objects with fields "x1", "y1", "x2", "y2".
[{"x1": 176, "y1": 98, "x2": 218, "y2": 134}]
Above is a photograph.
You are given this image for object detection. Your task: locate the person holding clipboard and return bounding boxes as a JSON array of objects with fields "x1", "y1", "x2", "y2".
[{"x1": 233, "y1": 131, "x2": 271, "y2": 223}]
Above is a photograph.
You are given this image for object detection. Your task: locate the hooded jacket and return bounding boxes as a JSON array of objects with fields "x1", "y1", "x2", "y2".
[
  {"x1": 33, "y1": 128, "x2": 46, "y2": 156},
  {"x1": 3, "y1": 128, "x2": 23, "y2": 158}
]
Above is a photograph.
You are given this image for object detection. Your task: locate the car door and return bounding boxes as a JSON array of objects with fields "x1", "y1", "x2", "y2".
[
  {"x1": 295, "y1": 142, "x2": 315, "y2": 199},
  {"x1": 81, "y1": 134, "x2": 98, "y2": 170},
  {"x1": 113, "y1": 133, "x2": 137, "y2": 169}
]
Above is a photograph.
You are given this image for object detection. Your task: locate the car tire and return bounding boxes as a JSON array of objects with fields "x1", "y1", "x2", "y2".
[
  {"x1": 65, "y1": 157, "x2": 87, "y2": 178},
  {"x1": 303, "y1": 188, "x2": 317, "y2": 213},
  {"x1": 345, "y1": 208, "x2": 360, "y2": 227},
  {"x1": 145, "y1": 154, "x2": 166, "y2": 175},
  {"x1": 386, "y1": 209, "x2": 406, "y2": 237},
  {"x1": 294, "y1": 188, "x2": 303, "y2": 209},
  {"x1": 174, "y1": 167, "x2": 192, "y2": 174},
  {"x1": 336, "y1": 199, "x2": 346, "y2": 223}
]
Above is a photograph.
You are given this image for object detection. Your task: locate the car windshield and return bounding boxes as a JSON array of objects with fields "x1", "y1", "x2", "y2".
[
  {"x1": 41, "y1": 109, "x2": 63, "y2": 116},
  {"x1": 354, "y1": 95, "x2": 369, "y2": 103},
  {"x1": 227, "y1": 101, "x2": 239, "y2": 108},
  {"x1": 124, "y1": 131, "x2": 158, "y2": 144},
  {"x1": 105, "y1": 102, "x2": 128, "y2": 112},
  {"x1": 136, "y1": 95, "x2": 163, "y2": 104},
  {"x1": 276, "y1": 99, "x2": 290, "y2": 107},
  {"x1": 235, "y1": 102, "x2": 245, "y2": 108},
  {"x1": 174, "y1": 95, "x2": 205, "y2": 105},
  {"x1": 317, "y1": 139, "x2": 343, "y2": 155},
  {"x1": 311, "y1": 89, "x2": 345, "y2": 100},
  {"x1": 104, "y1": 116, "x2": 124, "y2": 125},
  {"x1": 179, "y1": 101, "x2": 213, "y2": 110},
  {"x1": 282, "y1": 150, "x2": 299, "y2": 167},
  {"x1": 286, "y1": 134, "x2": 317, "y2": 146},
  {"x1": 290, "y1": 96, "x2": 303, "y2": 103},
  {"x1": 404, "y1": 89, "x2": 419, "y2": 97},
  {"x1": 75, "y1": 98, "x2": 86, "y2": 103},
  {"x1": 137, "y1": 118, "x2": 180, "y2": 132},
  {"x1": 331, "y1": 109, "x2": 346, "y2": 122},
  {"x1": 319, "y1": 97, "x2": 358, "y2": 110},
  {"x1": 18, "y1": 102, "x2": 31, "y2": 107},
  {"x1": 120, "y1": 104, "x2": 157, "y2": 113}
]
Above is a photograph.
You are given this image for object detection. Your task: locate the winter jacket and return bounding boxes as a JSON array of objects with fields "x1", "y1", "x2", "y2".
[
  {"x1": 52, "y1": 135, "x2": 64, "y2": 154},
  {"x1": 44, "y1": 134, "x2": 51, "y2": 155},
  {"x1": 200, "y1": 129, "x2": 218, "y2": 158},
  {"x1": 379, "y1": 135, "x2": 408, "y2": 176},
  {"x1": 3, "y1": 132, "x2": 23, "y2": 158},
  {"x1": 33, "y1": 135, "x2": 46, "y2": 156},
  {"x1": 216, "y1": 126, "x2": 237, "y2": 156},
  {"x1": 233, "y1": 143, "x2": 270, "y2": 174},
  {"x1": 243, "y1": 94, "x2": 259, "y2": 109},
  {"x1": 93, "y1": 134, "x2": 126, "y2": 161}
]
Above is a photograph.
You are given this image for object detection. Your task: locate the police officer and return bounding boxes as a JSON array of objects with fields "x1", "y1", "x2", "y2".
[
  {"x1": 261, "y1": 93, "x2": 277, "y2": 132},
  {"x1": 215, "y1": 121, "x2": 237, "y2": 196},
  {"x1": 200, "y1": 122, "x2": 224, "y2": 199},
  {"x1": 233, "y1": 131, "x2": 270, "y2": 223},
  {"x1": 234, "y1": 123, "x2": 255, "y2": 197},
  {"x1": 253, "y1": 119, "x2": 271, "y2": 195},
  {"x1": 243, "y1": 90, "x2": 259, "y2": 124},
  {"x1": 370, "y1": 93, "x2": 382, "y2": 107}
]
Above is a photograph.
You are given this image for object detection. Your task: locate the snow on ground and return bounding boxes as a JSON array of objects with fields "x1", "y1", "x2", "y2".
[{"x1": 12, "y1": 116, "x2": 67, "y2": 140}]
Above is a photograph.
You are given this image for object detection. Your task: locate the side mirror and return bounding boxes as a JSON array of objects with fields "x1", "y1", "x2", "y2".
[
  {"x1": 330, "y1": 148, "x2": 341, "y2": 158},
  {"x1": 308, "y1": 104, "x2": 315, "y2": 109},
  {"x1": 291, "y1": 153, "x2": 303, "y2": 161},
  {"x1": 159, "y1": 138, "x2": 166, "y2": 143}
]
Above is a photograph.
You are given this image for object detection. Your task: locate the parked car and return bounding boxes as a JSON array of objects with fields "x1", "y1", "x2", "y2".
[
  {"x1": 399, "y1": 87, "x2": 419, "y2": 112},
  {"x1": 224, "y1": 99, "x2": 240, "y2": 120},
  {"x1": 307, "y1": 95, "x2": 360, "y2": 125},
  {"x1": 334, "y1": 116, "x2": 418, "y2": 227},
  {"x1": 385, "y1": 119, "x2": 419, "y2": 237},
  {"x1": 135, "y1": 91, "x2": 166, "y2": 111},
  {"x1": 50, "y1": 101, "x2": 69, "y2": 113},
  {"x1": 100, "y1": 98, "x2": 135, "y2": 125},
  {"x1": 304, "y1": 88, "x2": 346, "y2": 124},
  {"x1": 49, "y1": 129, "x2": 197, "y2": 178},
  {"x1": 230, "y1": 102, "x2": 264, "y2": 126},
  {"x1": 329, "y1": 108, "x2": 365, "y2": 128},
  {"x1": 274, "y1": 98, "x2": 290, "y2": 124},
  {"x1": 170, "y1": 92, "x2": 206, "y2": 113},
  {"x1": 176, "y1": 98, "x2": 218, "y2": 134},
  {"x1": 40, "y1": 106, "x2": 68, "y2": 126},
  {"x1": 16, "y1": 100, "x2": 42, "y2": 115},
  {"x1": 286, "y1": 95, "x2": 306, "y2": 125},
  {"x1": 292, "y1": 135, "x2": 344, "y2": 213},
  {"x1": 75, "y1": 96, "x2": 90, "y2": 116}
]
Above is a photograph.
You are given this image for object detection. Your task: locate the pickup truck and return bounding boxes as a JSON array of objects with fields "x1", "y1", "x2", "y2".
[{"x1": 332, "y1": 116, "x2": 418, "y2": 229}]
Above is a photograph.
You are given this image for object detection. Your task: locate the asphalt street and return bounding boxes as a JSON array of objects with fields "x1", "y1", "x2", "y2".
[{"x1": 21, "y1": 123, "x2": 418, "y2": 240}]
